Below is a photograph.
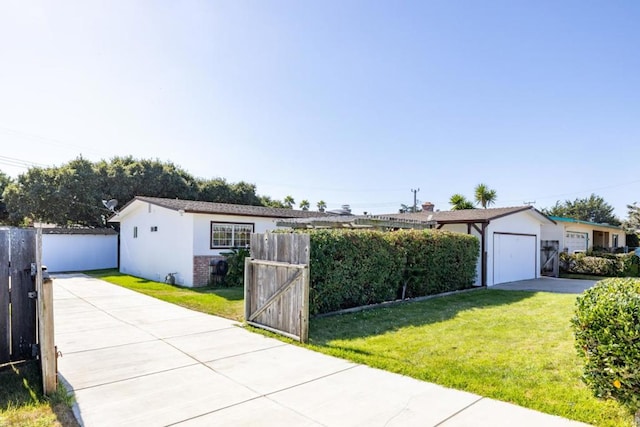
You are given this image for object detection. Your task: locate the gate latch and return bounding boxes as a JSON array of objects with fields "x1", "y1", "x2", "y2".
[{"x1": 28, "y1": 291, "x2": 37, "y2": 299}]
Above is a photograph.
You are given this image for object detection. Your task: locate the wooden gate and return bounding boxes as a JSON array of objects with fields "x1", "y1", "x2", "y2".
[
  {"x1": 0, "y1": 227, "x2": 57, "y2": 394},
  {"x1": 244, "y1": 233, "x2": 310, "y2": 342},
  {"x1": 0, "y1": 228, "x2": 38, "y2": 364},
  {"x1": 541, "y1": 240, "x2": 560, "y2": 277}
]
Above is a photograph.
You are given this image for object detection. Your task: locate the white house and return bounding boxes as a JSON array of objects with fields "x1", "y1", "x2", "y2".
[
  {"x1": 391, "y1": 204, "x2": 555, "y2": 286},
  {"x1": 541, "y1": 216, "x2": 626, "y2": 253},
  {"x1": 108, "y1": 196, "x2": 328, "y2": 287},
  {"x1": 42, "y1": 227, "x2": 118, "y2": 272}
]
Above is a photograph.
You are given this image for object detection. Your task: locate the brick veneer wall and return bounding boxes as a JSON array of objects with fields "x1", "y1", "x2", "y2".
[{"x1": 193, "y1": 255, "x2": 225, "y2": 287}]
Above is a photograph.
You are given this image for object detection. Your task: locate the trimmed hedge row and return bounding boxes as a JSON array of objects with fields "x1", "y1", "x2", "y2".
[
  {"x1": 560, "y1": 252, "x2": 639, "y2": 277},
  {"x1": 303, "y1": 229, "x2": 479, "y2": 315}
]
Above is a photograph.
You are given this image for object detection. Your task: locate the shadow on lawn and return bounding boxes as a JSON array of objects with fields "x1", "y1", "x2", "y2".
[
  {"x1": 309, "y1": 289, "x2": 537, "y2": 343},
  {"x1": 0, "y1": 361, "x2": 79, "y2": 427}
]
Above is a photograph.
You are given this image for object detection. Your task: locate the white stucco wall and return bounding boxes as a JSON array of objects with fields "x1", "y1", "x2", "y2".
[
  {"x1": 486, "y1": 213, "x2": 543, "y2": 286},
  {"x1": 192, "y1": 214, "x2": 281, "y2": 256},
  {"x1": 439, "y1": 211, "x2": 545, "y2": 287},
  {"x1": 42, "y1": 234, "x2": 118, "y2": 272},
  {"x1": 118, "y1": 201, "x2": 193, "y2": 286}
]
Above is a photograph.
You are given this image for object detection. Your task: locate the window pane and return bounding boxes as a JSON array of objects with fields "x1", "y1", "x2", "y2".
[
  {"x1": 234, "y1": 224, "x2": 253, "y2": 247},
  {"x1": 212, "y1": 224, "x2": 233, "y2": 247}
]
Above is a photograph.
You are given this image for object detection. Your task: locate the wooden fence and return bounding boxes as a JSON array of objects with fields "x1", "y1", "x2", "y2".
[
  {"x1": 244, "y1": 233, "x2": 310, "y2": 342},
  {"x1": 0, "y1": 227, "x2": 57, "y2": 394}
]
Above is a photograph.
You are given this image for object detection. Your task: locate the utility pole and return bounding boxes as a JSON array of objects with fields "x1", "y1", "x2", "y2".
[{"x1": 411, "y1": 188, "x2": 420, "y2": 212}]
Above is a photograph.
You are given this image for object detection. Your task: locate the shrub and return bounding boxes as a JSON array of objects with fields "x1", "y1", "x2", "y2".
[
  {"x1": 306, "y1": 229, "x2": 404, "y2": 314},
  {"x1": 221, "y1": 247, "x2": 250, "y2": 287},
  {"x1": 560, "y1": 252, "x2": 639, "y2": 277},
  {"x1": 303, "y1": 228, "x2": 479, "y2": 315},
  {"x1": 572, "y1": 278, "x2": 640, "y2": 421}
]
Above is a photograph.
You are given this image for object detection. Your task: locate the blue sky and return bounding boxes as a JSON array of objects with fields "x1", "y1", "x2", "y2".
[{"x1": 1, "y1": 1, "x2": 638, "y2": 217}]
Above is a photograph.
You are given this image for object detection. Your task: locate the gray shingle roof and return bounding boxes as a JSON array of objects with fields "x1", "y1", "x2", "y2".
[
  {"x1": 386, "y1": 206, "x2": 553, "y2": 224},
  {"x1": 128, "y1": 196, "x2": 331, "y2": 219}
]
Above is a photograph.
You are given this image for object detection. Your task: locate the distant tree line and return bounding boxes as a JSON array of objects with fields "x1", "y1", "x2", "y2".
[{"x1": 0, "y1": 156, "x2": 305, "y2": 227}]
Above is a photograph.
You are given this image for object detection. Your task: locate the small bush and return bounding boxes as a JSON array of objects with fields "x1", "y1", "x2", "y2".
[
  {"x1": 560, "y1": 252, "x2": 639, "y2": 277},
  {"x1": 572, "y1": 278, "x2": 640, "y2": 418},
  {"x1": 221, "y1": 247, "x2": 250, "y2": 287}
]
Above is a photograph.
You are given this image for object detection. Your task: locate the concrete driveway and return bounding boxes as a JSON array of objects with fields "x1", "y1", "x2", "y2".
[
  {"x1": 53, "y1": 274, "x2": 589, "y2": 427},
  {"x1": 491, "y1": 277, "x2": 598, "y2": 294}
]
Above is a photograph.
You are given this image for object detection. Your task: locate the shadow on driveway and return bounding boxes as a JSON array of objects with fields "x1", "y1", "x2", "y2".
[{"x1": 491, "y1": 277, "x2": 597, "y2": 294}]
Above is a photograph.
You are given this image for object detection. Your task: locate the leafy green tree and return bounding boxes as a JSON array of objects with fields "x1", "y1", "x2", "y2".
[
  {"x1": 299, "y1": 200, "x2": 310, "y2": 210},
  {"x1": 5, "y1": 156, "x2": 271, "y2": 226},
  {"x1": 543, "y1": 194, "x2": 620, "y2": 225},
  {"x1": 474, "y1": 183, "x2": 497, "y2": 209},
  {"x1": 317, "y1": 200, "x2": 327, "y2": 212},
  {"x1": 259, "y1": 195, "x2": 286, "y2": 208},
  {"x1": 449, "y1": 193, "x2": 474, "y2": 210},
  {"x1": 283, "y1": 195, "x2": 295, "y2": 209},
  {"x1": 0, "y1": 171, "x2": 13, "y2": 223}
]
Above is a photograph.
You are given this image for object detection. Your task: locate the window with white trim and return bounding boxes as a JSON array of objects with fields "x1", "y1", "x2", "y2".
[{"x1": 210, "y1": 222, "x2": 254, "y2": 248}]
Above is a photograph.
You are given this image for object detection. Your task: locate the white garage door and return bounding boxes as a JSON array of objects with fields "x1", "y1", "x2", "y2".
[
  {"x1": 565, "y1": 231, "x2": 588, "y2": 253},
  {"x1": 493, "y1": 233, "x2": 536, "y2": 285}
]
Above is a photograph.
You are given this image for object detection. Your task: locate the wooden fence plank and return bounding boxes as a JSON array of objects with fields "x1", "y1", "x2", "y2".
[
  {"x1": 0, "y1": 229, "x2": 10, "y2": 364},
  {"x1": 245, "y1": 233, "x2": 310, "y2": 342},
  {"x1": 10, "y1": 228, "x2": 36, "y2": 361}
]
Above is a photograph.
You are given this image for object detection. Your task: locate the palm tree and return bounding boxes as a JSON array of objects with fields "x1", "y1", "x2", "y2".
[
  {"x1": 474, "y1": 183, "x2": 497, "y2": 209},
  {"x1": 316, "y1": 200, "x2": 327, "y2": 212},
  {"x1": 283, "y1": 195, "x2": 295, "y2": 209},
  {"x1": 299, "y1": 200, "x2": 310, "y2": 211},
  {"x1": 450, "y1": 193, "x2": 475, "y2": 210}
]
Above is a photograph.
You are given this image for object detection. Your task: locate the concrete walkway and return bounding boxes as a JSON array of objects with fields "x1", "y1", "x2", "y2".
[{"x1": 54, "y1": 274, "x2": 589, "y2": 427}]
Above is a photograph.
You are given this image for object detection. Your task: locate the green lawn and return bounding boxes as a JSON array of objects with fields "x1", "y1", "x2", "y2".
[
  {"x1": 305, "y1": 289, "x2": 633, "y2": 427},
  {"x1": 82, "y1": 270, "x2": 633, "y2": 426},
  {"x1": 86, "y1": 269, "x2": 245, "y2": 321},
  {"x1": 0, "y1": 362, "x2": 78, "y2": 427}
]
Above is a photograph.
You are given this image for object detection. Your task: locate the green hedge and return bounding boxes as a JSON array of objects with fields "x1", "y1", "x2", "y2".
[
  {"x1": 303, "y1": 229, "x2": 479, "y2": 315},
  {"x1": 560, "y1": 252, "x2": 639, "y2": 277},
  {"x1": 572, "y1": 278, "x2": 640, "y2": 416}
]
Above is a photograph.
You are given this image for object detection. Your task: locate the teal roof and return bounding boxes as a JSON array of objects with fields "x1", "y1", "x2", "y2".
[{"x1": 547, "y1": 216, "x2": 623, "y2": 230}]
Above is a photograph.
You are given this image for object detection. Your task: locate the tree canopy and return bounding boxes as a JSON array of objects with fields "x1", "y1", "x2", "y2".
[
  {"x1": 1, "y1": 156, "x2": 275, "y2": 227},
  {"x1": 542, "y1": 194, "x2": 621, "y2": 225}
]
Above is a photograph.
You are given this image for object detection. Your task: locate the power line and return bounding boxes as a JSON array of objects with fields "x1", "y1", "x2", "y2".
[{"x1": 0, "y1": 155, "x2": 49, "y2": 170}]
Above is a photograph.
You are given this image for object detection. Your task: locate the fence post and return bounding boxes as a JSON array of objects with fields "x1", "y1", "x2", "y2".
[{"x1": 36, "y1": 228, "x2": 56, "y2": 395}]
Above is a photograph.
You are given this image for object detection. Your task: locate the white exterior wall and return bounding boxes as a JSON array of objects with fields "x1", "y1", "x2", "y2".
[
  {"x1": 119, "y1": 202, "x2": 194, "y2": 286},
  {"x1": 440, "y1": 211, "x2": 545, "y2": 287},
  {"x1": 42, "y1": 234, "x2": 118, "y2": 272},
  {"x1": 485, "y1": 213, "x2": 542, "y2": 286},
  {"x1": 192, "y1": 214, "x2": 281, "y2": 256},
  {"x1": 542, "y1": 222, "x2": 627, "y2": 252}
]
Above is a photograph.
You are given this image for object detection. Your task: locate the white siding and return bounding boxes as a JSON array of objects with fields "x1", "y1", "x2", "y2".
[
  {"x1": 42, "y1": 234, "x2": 118, "y2": 272},
  {"x1": 119, "y1": 202, "x2": 194, "y2": 286}
]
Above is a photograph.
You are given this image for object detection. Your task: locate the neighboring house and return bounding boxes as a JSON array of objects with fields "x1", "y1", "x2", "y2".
[
  {"x1": 541, "y1": 216, "x2": 626, "y2": 253},
  {"x1": 389, "y1": 203, "x2": 555, "y2": 287},
  {"x1": 42, "y1": 227, "x2": 118, "y2": 272},
  {"x1": 108, "y1": 196, "x2": 329, "y2": 287}
]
